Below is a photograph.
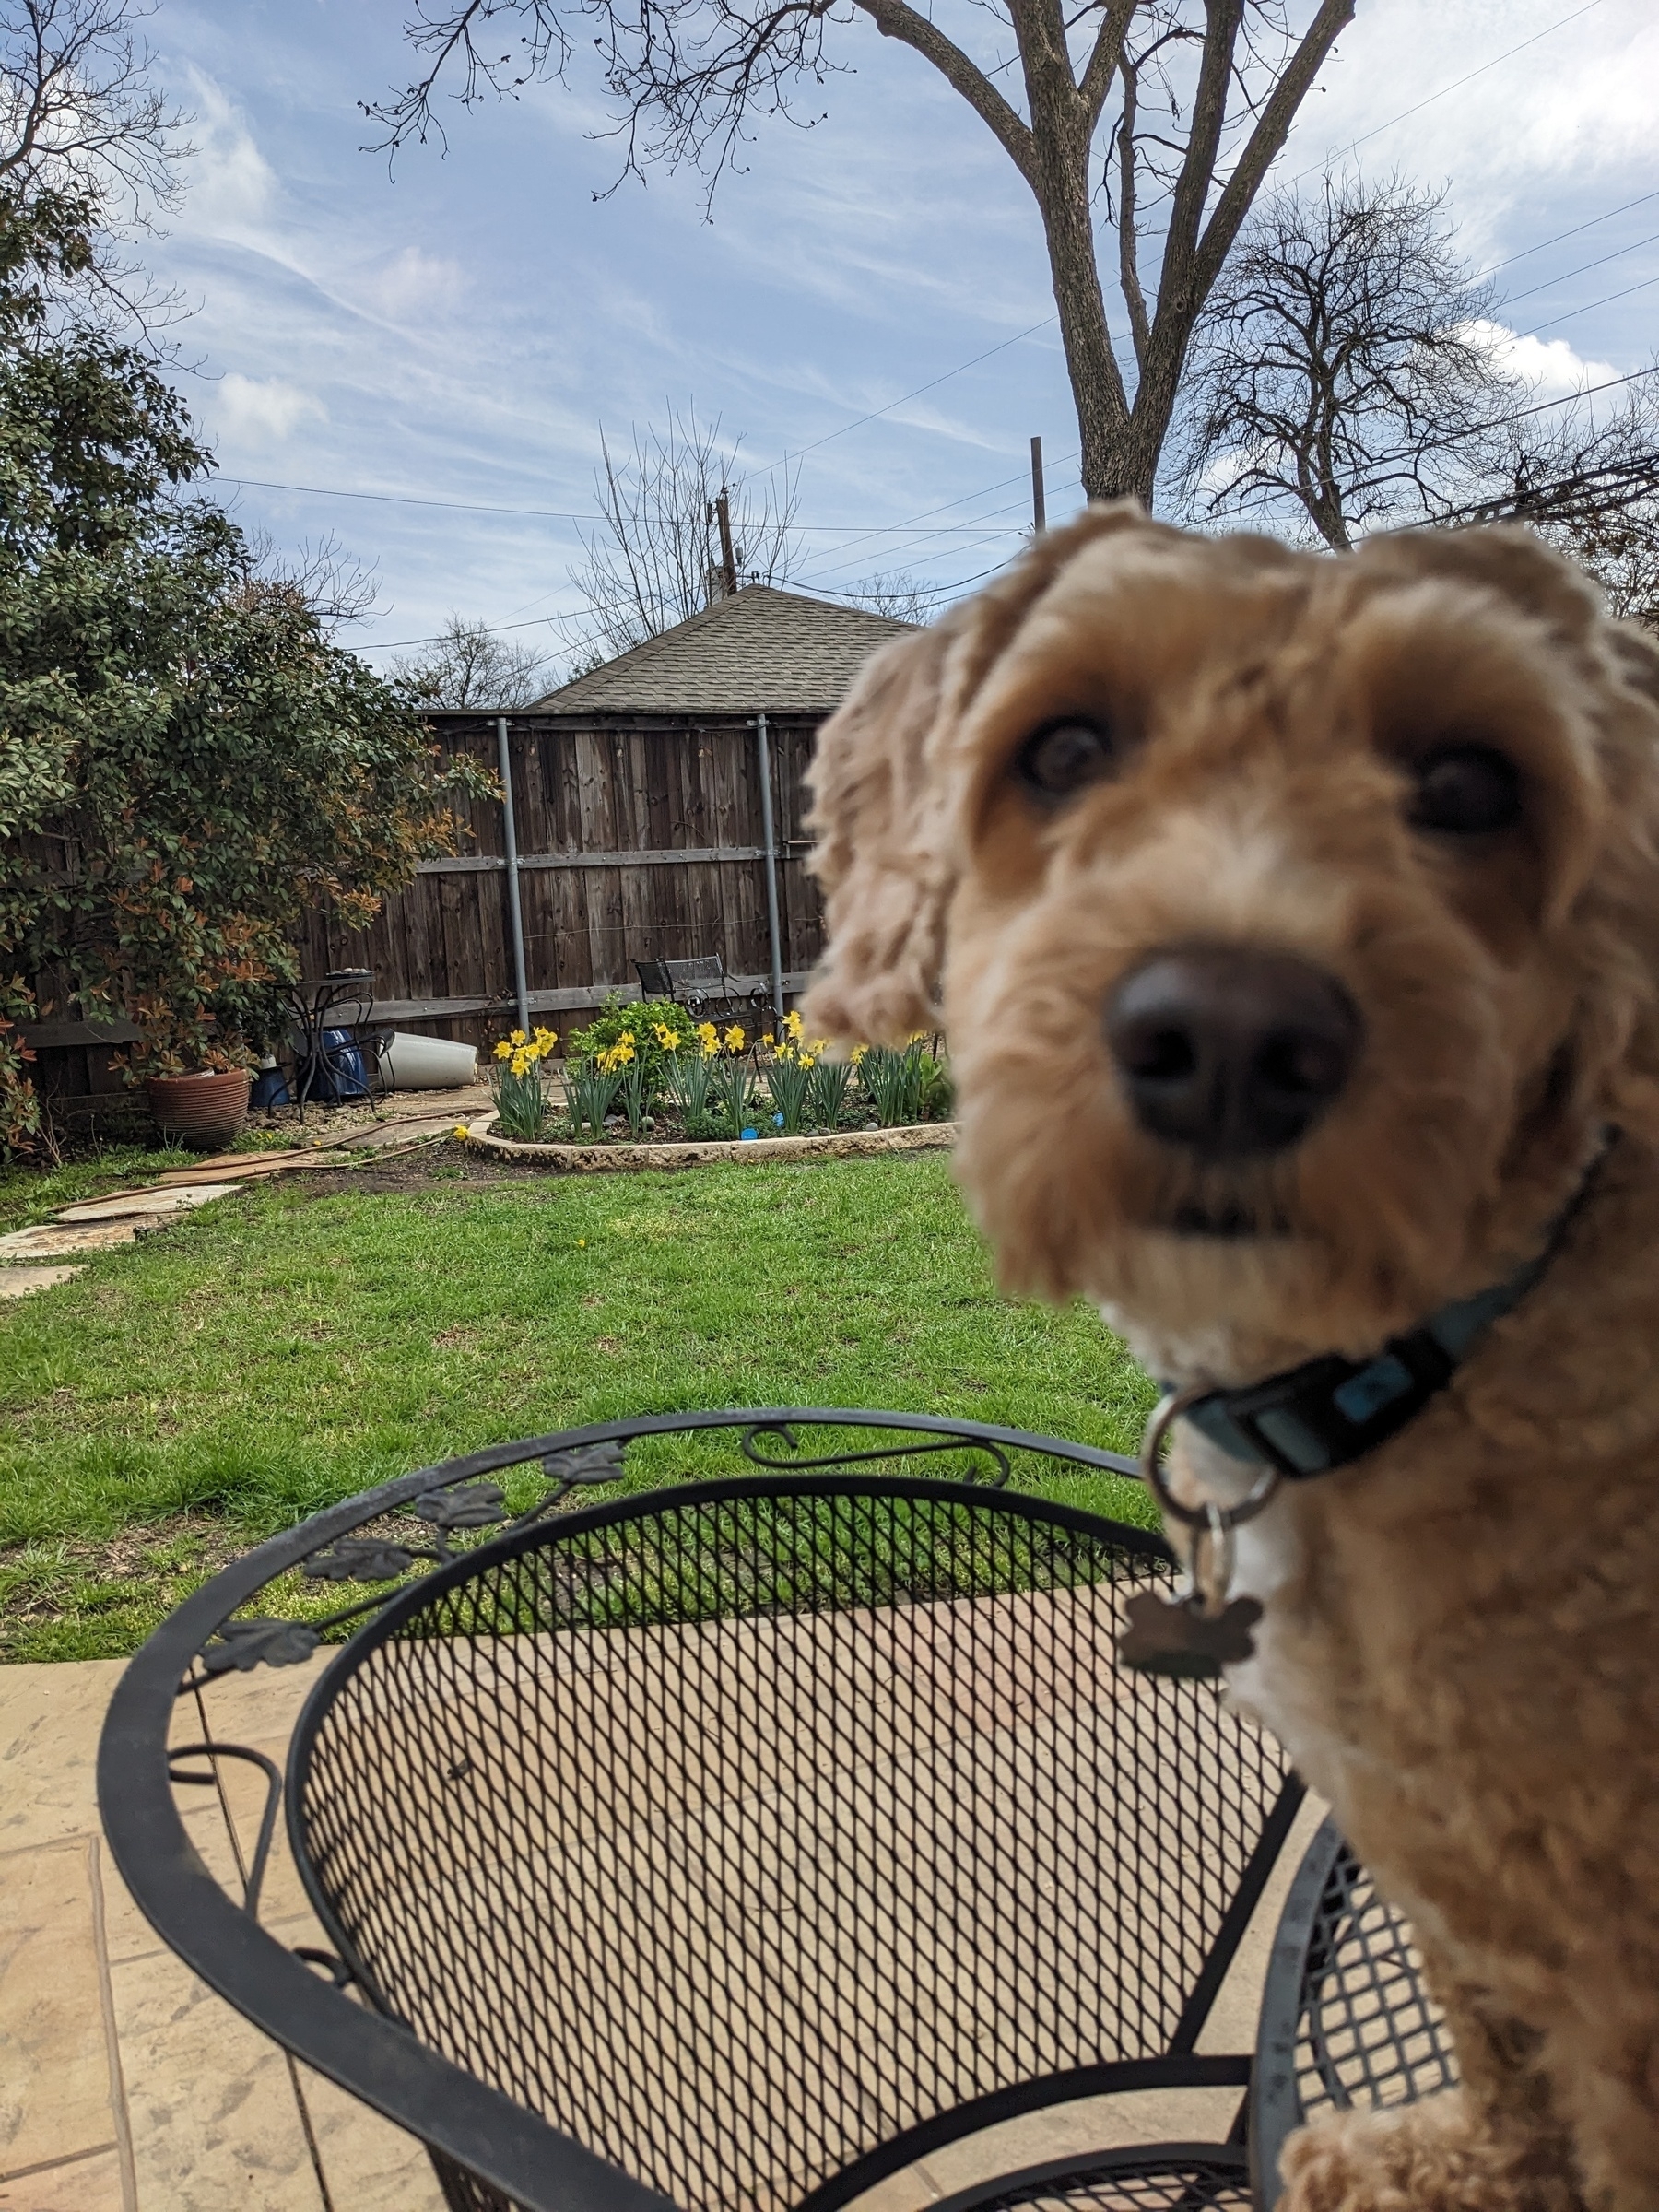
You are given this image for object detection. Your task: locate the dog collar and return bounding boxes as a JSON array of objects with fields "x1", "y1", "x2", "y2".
[{"x1": 1166, "y1": 1144, "x2": 1608, "y2": 1481}]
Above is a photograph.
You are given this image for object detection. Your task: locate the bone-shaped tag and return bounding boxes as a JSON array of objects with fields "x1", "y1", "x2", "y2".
[{"x1": 1117, "y1": 1590, "x2": 1264, "y2": 1679}]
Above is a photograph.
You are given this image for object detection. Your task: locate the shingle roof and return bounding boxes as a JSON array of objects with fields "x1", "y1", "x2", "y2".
[{"x1": 532, "y1": 585, "x2": 920, "y2": 715}]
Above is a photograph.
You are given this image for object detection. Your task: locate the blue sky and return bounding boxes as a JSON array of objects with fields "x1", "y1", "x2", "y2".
[{"x1": 142, "y1": 0, "x2": 1659, "y2": 673}]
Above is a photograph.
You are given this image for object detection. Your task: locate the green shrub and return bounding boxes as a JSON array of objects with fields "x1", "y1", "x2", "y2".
[{"x1": 566, "y1": 995, "x2": 688, "y2": 1077}]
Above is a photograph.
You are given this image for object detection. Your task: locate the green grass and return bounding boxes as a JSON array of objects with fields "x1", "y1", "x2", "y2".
[{"x1": 0, "y1": 1152, "x2": 1158, "y2": 1660}]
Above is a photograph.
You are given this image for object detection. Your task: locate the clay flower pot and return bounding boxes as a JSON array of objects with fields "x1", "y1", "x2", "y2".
[{"x1": 145, "y1": 1068, "x2": 252, "y2": 1149}]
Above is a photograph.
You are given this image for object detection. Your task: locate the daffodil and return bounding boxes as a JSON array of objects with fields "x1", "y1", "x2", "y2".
[
  {"x1": 724, "y1": 1024, "x2": 745, "y2": 1053},
  {"x1": 453, "y1": 1124, "x2": 469, "y2": 1140},
  {"x1": 510, "y1": 1029, "x2": 527, "y2": 1048},
  {"x1": 493, "y1": 1040, "x2": 512, "y2": 1061},
  {"x1": 783, "y1": 1008, "x2": 804, "y2": 1041}
]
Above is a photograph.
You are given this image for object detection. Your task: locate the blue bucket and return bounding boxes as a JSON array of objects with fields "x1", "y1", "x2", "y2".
[
  {"x1": 304, "y1": 1029, "x2": 371, "y2": 1102},
  {"x1": 251, "y1": 1064, "x2": 292, "y2": 1111}
]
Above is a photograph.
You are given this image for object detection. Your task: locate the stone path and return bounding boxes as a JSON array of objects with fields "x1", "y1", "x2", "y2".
[{"x1": 0, "y1": 1085, "x2": 494, "y2": 1300}]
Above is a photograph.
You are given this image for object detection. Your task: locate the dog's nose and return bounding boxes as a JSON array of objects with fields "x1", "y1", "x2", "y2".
[{"x1": 1104, "y1": 947, "x2": 1361, "y2": 1159}]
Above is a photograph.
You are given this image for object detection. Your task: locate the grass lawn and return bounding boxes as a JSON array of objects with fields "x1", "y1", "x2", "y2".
[{"x1": 0, "y1": 1149, "x2": 1158, "y2": 1662}]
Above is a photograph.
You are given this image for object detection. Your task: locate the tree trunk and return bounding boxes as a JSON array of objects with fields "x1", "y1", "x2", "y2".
[{"x1": 1012, "y1": 0, "x2": 1135, "y2": 500}]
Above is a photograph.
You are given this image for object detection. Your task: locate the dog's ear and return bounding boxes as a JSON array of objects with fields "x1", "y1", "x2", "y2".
[
  {"x1": 798, "y1": 620, "x2": 957, "y2": 1046},
  {"x1": 801, "y1": 500, "x2": 1158, "y2": 1045}
]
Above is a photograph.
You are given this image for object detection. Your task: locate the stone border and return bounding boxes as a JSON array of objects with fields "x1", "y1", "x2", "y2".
[{"x1": 461, "y1": 1112, "x2": 959, "y2": 1171}]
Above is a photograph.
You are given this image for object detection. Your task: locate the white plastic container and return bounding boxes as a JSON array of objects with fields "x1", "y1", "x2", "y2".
[{"x1": 376, "y1": 1031, "x2": 479, "y2": 1091}]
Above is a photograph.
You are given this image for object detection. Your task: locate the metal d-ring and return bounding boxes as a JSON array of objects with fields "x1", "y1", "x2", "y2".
[{"x1": 1138, "y1": 1384, "x2": 1281, "y2": 1533}]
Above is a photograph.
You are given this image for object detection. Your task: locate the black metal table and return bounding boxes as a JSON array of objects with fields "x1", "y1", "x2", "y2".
[
  {"x1": 286, "y1": 966, "x2": 382, "y2": 1114},
  {"x1": 97, "y1": 1410, "x2": 1448, "y2": 2212}
]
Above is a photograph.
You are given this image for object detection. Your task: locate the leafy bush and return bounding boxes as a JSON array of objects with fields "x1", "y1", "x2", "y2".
[
  {"x1": 566, "y1": 995, "x2": 687, "y2": 1077},
  {"x1": 0, "y1": 186, "x2": 488, "y2": 1144}
]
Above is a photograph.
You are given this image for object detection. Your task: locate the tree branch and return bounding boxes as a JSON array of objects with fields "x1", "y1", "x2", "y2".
[
  {"x1": 1114, "y1": 56, "x2": 1148, "y2": 371},
  {"x1": 1077, "y1": 0, "x2": 1136, "y2": 130},
  {"x1": 1190, "y1": 0, "x2": 1353, "y2": 300},
  {"x1": 855, "y1": 0, "x2": 1036, "y2": 184}
]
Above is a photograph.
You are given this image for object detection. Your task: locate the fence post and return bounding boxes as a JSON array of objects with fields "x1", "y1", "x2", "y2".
[
  {"x1": 497, "y1": 716, "x2": 530, "y2": 1037},
  {"x1": 753, "y1": 713, "x2": 785, "y2": 1022}
]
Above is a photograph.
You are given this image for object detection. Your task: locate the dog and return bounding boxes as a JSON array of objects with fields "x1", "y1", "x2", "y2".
[{"x1": 799, "y1": 504, "x2": 1659, "y2": 2212}]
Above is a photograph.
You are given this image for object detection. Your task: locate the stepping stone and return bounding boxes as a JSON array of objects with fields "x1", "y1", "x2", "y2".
[
  {"x1": 338, "y1": 1116, "x2": 460, "y2": 1151},
  {"x1": 0, "y1": 1263, "x2": 85, "y2": 1298},
  {"x1": 155, "y1": 1151, "x2": 338, "y2": 1184},
  {"x1": 0, "y1": 1221, "x2": 137, "y2": 1260},
  {"x1": 55, "y1": 1184, "x2": 230, "y2": 1224}
]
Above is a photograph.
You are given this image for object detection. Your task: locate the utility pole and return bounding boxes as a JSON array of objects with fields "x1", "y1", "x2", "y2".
[
  {"x1": 714, "y1": 488, "x2": 739, "y2": 597},
  {"x1": 1030, "y1": 437, "x2": 1046, "y2": 535}
]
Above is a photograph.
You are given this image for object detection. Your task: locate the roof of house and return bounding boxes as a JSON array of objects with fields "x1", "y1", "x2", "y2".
[{"x1": 532, "y1": 584, "x2": 920, "y2": 716}]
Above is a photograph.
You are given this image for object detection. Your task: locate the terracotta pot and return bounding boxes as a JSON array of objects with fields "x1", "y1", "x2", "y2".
[{"x1": 145, "y1": 1069, "x2": 252, "y2": 1149}]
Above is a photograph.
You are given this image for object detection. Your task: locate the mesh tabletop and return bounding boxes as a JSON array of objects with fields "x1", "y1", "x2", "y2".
[{"x1": 288, "y1": 1477, "x2": 1293, "y2": 2212}]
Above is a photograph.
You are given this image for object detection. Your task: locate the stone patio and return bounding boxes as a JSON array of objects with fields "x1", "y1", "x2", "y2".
[{"x1": 1, "y1": 1653, "x2": 1321, "y2": 2212}]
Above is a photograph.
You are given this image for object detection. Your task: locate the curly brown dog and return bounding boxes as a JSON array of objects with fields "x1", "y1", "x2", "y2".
[{"x1": 799, "y1": 504, "x2": 1659, "y2": 2212}]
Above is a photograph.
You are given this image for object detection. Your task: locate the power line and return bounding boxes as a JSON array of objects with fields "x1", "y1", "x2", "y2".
[
  {"x1": 1282, "y1": 0, "x2": 1612, "y2": 190},
  {"x1": 1499, "y1": 230, "x2": 1659, "y2": 312},
  {"x1": 1473, "y1": 189, "x2": 1659, "y2": 283},
  {"x1": 1528, "y1": 272, "x2": 1659, "y2": 335},
  {"x1": 215, "y1": 472, "x2": 1038, "y2": 532}
]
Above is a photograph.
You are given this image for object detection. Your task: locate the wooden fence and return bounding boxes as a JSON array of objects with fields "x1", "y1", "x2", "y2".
[{"x1": 25, "y1": 707, "x2": 830, "y2": 1109}]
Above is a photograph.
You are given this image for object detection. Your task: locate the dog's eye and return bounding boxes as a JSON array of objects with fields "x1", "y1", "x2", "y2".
[
  {"x1": 1409, "y1": 745, "x2": 1523, "y2": 835},
  {"x1": 1015, "y1": 718, "x2": 1115, "y2": 801}
]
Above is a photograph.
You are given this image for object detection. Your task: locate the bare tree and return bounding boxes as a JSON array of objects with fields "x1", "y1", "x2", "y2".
[
  {"x1": 363, "y1": 0, "x2": 1353, "y2": 507},
  {"x1": 241, "y1": 531, "x2": 382, "y2": 634},
  {"x1": 0, "y1": 0, "x2": 191, "y2": 330},
  {"x1": 1467, "y1": 376, "x2": 1659, "y2": 633},
  {"x1": 390, "y1": 614, "x2": 555, "y2": 707},
  {"x1": 839, "y1": 570, "x2": 939, "y2": 622},
  {"x1": 1176, "y1": 172, "x2": 1524, "y2": 549},
  {"x1": 562, "y1": 405, "x2": 799, "y2": 662}
]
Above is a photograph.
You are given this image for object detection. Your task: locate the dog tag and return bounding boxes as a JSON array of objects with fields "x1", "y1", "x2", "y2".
[{"x1": 1117, "y1": 1589, "x2": 1263, "y2": 1679}]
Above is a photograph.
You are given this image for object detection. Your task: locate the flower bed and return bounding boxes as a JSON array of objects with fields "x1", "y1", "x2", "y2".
[
  {"x1": 481, "y1": 1001, "x2": 954, "y2": 1149},
  {"x1": 461, "y1": 1113, "x2": 959, "y2": 1171}
]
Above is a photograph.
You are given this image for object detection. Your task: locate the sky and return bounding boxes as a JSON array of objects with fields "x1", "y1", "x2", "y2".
[{"x1": 136, "y1": 0, "x2": 1659, "y2": 677}]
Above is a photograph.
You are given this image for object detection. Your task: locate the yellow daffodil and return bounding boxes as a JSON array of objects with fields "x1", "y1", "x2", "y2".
[
  {"x1": 851, "y1": 1044, "x2": 868, "y2": 1065},
  {"x1": 493, "y1": 1040, "x2": 512, "y2": 1060},
  {"x1": 783, "y1": 1008, "x2": 804, "y2": 1040},
  {"x1": 761, "y1": 1032, "x2": 775, "y2": 1050},
  {"x1": 453, "y1": 1124, "x2": 469, "y2": 1140},
  {"x1": 724, "y1": 1025, "x2": 745, "y2": 1053},
  {"x1": 510, "y1": 1029, "x2": 527, "y2": 1048},
  {"x1": 533, "y1": 1026, "x2": 558, "y2": 1051}
]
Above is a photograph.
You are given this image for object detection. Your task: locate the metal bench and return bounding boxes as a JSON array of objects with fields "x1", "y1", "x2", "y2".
[
  {"x1": 635, "y1": 955, "x2": 772, "y2": 1024},
  {"x1": 98, "y1": 1411, "x2": 1449, "y2": 2211}
]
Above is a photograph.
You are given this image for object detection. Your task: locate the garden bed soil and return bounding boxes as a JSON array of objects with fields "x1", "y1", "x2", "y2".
[{"x1": 463, "y1": 1113, "x2": 960, "y2": 1171}]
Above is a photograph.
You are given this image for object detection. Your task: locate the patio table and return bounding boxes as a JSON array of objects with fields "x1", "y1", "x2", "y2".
[{"x1": 97, "y1": 1409, "x2": 1449, "y2": 2211}]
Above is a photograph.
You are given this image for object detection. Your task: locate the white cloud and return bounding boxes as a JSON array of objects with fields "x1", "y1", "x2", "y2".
[
  {"x1": 179, "y1": 67, "x2": 277, "y2": 232},
  {"x1": 213, "y1": 373, "x2": 326, "y2": 444},
  {"x1": 358, "y1": 246, "x2": 468, "y2": 323},
  {"x1": 1463, "y1": 321, "x2": 1620, "y2": 398}
]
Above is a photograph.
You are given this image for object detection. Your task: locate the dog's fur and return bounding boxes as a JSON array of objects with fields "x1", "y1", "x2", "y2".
[{"x1": 800, "y1": 504, "x2": 1659, "y2": 2212}]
